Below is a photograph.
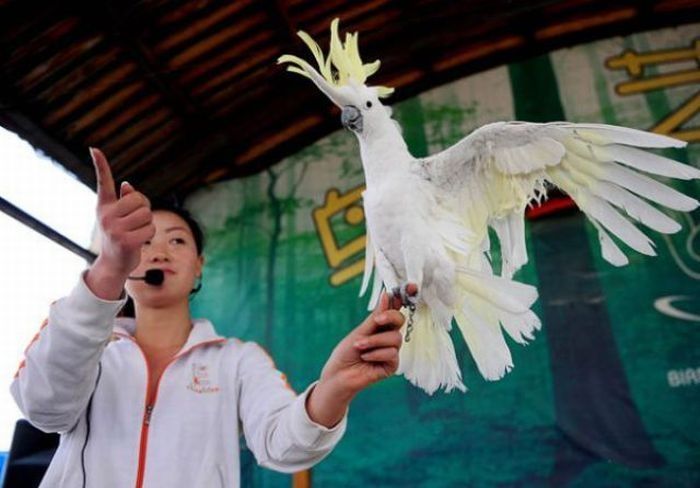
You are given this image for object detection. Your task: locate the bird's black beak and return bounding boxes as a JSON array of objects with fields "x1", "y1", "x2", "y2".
[{"x1": 341, "y1": 105, "x2": 363, "y2": 133}]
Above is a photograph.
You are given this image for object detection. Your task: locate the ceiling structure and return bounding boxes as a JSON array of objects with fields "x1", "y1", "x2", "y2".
[{"x1": 1, "y1": 0, "x2": 699, "y2": 199}]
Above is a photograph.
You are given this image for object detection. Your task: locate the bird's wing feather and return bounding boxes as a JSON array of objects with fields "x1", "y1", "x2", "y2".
[
  {"x1": 359, "y1": 228, "x2": 384, "y2": 310},
  {"x1": 415, "y1": 121, "x2": 699, "y2": 276}
]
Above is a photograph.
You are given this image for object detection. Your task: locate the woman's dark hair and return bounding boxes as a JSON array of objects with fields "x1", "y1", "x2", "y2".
[
  {"x1": 118, "y1": 200, "x2": 205, "y2": 318},
  {"x1": 150, "y1": 200, "x2": 205, "y2": 256}
]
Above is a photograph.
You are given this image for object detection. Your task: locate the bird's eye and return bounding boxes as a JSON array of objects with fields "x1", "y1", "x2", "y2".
[{"x1": 366, "y1": 101, "x2": 373, "y2": 109}]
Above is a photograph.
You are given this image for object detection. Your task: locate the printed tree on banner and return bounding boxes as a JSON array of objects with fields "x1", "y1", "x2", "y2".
[
  {"x1": 263, "y1": 155, "x2": 315, "y2": 348},
  {"x1": 509, "y1": 56, "x2": 664, "y2": 484},
  {"x1": 209, "y1": 154, "x2": 313, "y2": 350}
]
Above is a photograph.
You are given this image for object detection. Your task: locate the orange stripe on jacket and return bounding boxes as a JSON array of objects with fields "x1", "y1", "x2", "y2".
[
  {"x1": 14, "y1": 318, "x2": 49, "y2": 378},
  {"x1": 256, "y1": 343, "x2": 296, "y2": 394}
]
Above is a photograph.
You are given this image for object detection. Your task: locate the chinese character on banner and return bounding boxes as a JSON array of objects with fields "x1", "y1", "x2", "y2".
[
  {"x1": 606, "y1": 39, "x2": 699, "y2": 142},
  {"x1": 313, "y1": 185, "x2": 367, "y2": 286},
  {"x1": 607, "y1": 39, "x2": 700, "y2": 322}
]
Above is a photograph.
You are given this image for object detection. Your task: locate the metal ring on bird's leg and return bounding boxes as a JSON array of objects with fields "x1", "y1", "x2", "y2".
[{"x1": 404, "y1": 303, "x2": 416, "y2": 342}]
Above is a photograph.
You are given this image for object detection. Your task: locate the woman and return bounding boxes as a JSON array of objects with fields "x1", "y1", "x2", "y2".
[{"x1": 11, "y1": 148, "x2": 409, "y2": 487}]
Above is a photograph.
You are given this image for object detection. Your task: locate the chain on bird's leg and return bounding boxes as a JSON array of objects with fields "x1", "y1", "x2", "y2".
[{"x1": 404, "y1": 303, "x2": 416, "y2": 342}]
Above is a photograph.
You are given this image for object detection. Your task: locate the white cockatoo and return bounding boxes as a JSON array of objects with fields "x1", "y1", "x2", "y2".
[{"x1": 278, "y1": 19, "x2": 700, "y2": 394}]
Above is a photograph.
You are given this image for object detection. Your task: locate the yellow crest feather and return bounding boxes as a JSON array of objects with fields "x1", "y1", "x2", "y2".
[{"x1": 277, "y1": 18, "x2": 394, "y2": 98}]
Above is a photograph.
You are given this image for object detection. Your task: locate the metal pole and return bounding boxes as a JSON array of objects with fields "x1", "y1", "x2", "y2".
[{"x1": 0, "y1": 194, "x2": 96, "y2": 263}]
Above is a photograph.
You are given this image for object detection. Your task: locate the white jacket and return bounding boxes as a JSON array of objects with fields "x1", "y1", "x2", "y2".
[{"x1": 11, "y1": 274, "x2": 346, "y2": 487}]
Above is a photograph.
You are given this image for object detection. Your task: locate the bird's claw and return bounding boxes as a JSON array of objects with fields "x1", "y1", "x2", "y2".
[{"x1": 392, "y1": 284, "x2": 418, "y2": 310}]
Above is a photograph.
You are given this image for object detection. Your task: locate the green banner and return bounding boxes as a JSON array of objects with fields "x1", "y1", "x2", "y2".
[{"x1": 187, "y1": 24, "x2": 700, "y2": 487}]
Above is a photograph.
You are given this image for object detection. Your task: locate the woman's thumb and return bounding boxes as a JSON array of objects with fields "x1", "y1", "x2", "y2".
[{"x1": 119, "y1": 181, "x2": 134, "y2": 198}]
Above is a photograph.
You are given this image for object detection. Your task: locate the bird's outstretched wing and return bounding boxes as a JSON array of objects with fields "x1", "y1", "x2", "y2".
[{"x1": 415, "y1": 121, "x2": 700, "y2": 277}]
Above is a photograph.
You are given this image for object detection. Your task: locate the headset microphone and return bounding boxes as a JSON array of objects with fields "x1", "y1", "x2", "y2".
[{"x1": 128, "y1": 269, "x2": 164, "y2": 286}]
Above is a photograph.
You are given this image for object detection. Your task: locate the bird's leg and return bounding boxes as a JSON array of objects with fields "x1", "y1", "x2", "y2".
[
  {"x1": 400, "y1": 234, "x2": 423, "y2": 308},
  {"x1": 374, "y1": 246, "x2": 421, "y2": 341},
  {"x1": 392, "y1": 284, "x2": 419, "y2": 342},
  {"x1": 391, "y1": 284, "x2": 419, "y2": 309},
  {"x1": 399, "y1": 236, "x2": 423, "y2": 342}
]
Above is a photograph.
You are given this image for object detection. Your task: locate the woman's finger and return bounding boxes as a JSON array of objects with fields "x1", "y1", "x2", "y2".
[
  {"x1": 117, "y1": 206, "x2": 153, "y2": 233},
  {"x1": 354, "y1": 330, "x2": 402, "y2": 351},
  {"x1": 91, "y1": 148, "x2": 117, "y2": 206},
  {"x1": 123, "y1": 222, "x2": 156, "y2": 248},
  {"x1": 114, "y1": 191, "x2": 151, "y2": 218},
  {"x1": 360, "y1": 347, "x2": 399, "y2": 363}
]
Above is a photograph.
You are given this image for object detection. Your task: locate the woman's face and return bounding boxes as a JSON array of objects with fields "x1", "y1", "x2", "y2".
[{"x1": 126, "y1": 210, "x2": 203, "y2": 309}]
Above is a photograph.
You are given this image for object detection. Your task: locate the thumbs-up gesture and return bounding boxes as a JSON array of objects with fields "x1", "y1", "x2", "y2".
[{"x1": 85, "y1": 148, "x2": 155, "y2": 299}]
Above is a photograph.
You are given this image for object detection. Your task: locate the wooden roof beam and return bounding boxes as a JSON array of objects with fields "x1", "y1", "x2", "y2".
[
  {"x1": 265, "y1": 0, "x2": 300, "y2": 46},
  {"x1": 91, "y1": 2, "x2": 200, "y2": 120}
]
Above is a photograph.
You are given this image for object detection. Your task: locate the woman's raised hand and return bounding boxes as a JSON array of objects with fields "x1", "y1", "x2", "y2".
[{"x1": 85, "y1": 148, "x2": 155, "y2": 300}]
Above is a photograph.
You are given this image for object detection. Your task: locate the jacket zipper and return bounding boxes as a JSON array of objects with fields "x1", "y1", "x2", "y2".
[
  {"x1": 135, "y1": 354, "x2": 154, "y2": 488},
  {"x1": 132, "y1": 339, "x2": 226, "y2": 488},
  {"x1": 144, "y1": 405, "x2": 154, "y2": 425},
  {"x1": 135, "y1": 405, "x2": 154, "y2": 487}
]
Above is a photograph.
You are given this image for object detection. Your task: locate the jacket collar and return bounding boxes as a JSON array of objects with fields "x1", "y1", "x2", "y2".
[{"x1": 113, "y1": 318, "x2": 225, "y2": 351}]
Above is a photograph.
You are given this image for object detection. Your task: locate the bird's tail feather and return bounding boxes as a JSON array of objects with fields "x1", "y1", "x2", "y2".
[
  {"x1": 453, "y1": 270, "x2": 540, "y2": 381},
  {"x1": 397, "y1": 268, "x2": 540, "y2": 392},
  {"x1": 396, "y1": 304, "x2": 466, "y2": 395}
]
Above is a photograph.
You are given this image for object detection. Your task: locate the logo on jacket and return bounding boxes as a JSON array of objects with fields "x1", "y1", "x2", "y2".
[{"x1": 187, "y1": 363, "x2": 220, "y2": 394}]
